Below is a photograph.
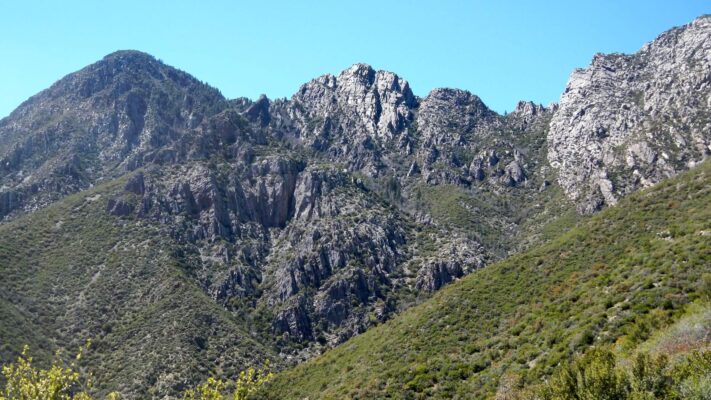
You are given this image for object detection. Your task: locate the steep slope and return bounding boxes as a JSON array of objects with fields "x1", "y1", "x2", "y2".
[
  {"x1": 113, "y1": 157, "x2": 484, "y2": 350},
  {"x1": 0, "y1": 51, "x2": 498, "y2": 398},
  {"x1": 266, "y1": 66, "x2": 568, "y2": 258},
  {"x1": 260, "y1": 159, "x2": 711, "y2": 399},
  {"x1": 0, "y1": 48, "x2": 565, "y2": 264},
  {"x1": 549, "y1": 15, "x2": 711, "y2": 213},
  {"x1": 0, "y1": 176, "x2": 276, "y2": 397}
]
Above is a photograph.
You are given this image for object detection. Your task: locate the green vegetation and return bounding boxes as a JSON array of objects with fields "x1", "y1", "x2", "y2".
[
  {"x1": 0, "y1": 177, "x2": 276, "y2": 397},
  {"x1": 406, "y1": 173, "x2": 578, "y2": 259},
  {"x1": 260, "y1": 160, "x2": 711, "y2": 399},
  {"x1": 412, "y1": 184, "x2": 507, "y2": 246},
  {"x1": 0, "y1": 345, "x2": 272, "y2": 400},
  {"x1": 182, "y1": 364, "x2": 272, "y2": 400},
  {"x1": 0, "y1": 343, "x2": 119, "y2": 400},
  {"x1": 538, "y1": 348, "x2": 710, "y2": 400}
]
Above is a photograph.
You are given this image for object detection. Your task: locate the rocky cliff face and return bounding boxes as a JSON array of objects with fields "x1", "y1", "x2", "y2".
[
  {"x1": 0, "y1": 52, "x2": 507, "y2": 365},
  {"x1": 291, "y1": 63, "x2": 417, "y2": 141},
  {"x1": 105, "y1": 157, "x2": 485, "y2": 354},
  {"x1": 548, "y1": 15, "x2": 711, "y2": 212},
  {"x1": 276, "y1": 63, "x2": 417, "y2": 175}
]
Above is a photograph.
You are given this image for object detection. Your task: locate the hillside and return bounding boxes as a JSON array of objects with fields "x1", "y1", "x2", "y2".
[
  {"x1": 0, "y1": 175, "x2": 278, "y2": 396},
  {"x1": 260, "y1": 159, "x2": 711, "y2": 399}
]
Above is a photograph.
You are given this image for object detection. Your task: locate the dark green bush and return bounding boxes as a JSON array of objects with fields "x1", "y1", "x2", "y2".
[{"x1": 539, "y1": 348, "x2": 711, "y2": 400}]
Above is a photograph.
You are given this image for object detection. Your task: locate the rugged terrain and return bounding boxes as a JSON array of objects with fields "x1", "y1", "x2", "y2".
[
  {"x1": 260, "y1": 150, "x2": 711, "y2": 400},
  {"x1": 548, "y1": 15, "x2": 711, "y2": 213},
  {"x1": 0, "y1": 15, "x2": 709, "y2": 398}
]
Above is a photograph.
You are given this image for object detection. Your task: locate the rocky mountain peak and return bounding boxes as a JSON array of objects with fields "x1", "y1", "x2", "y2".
[
  {"x1": 338, "y1": 63, "x2": 377, "y2": 85},
  {"x1": 100, "y1": 49, "x2": 160, "y2": 67},
  {"x1": 0, "y1": 49, "x2": 230, "y2": 219},
  {"x1": 243, "y1": 94, "x2": 271, "y2": 126},
  {"x1": 416, "y1": 88, "x2": 493, "y2": 145},
  {"x1": 46, "y1": 50, "x2": 196, "y2": 102},
  {"x1": 338, "y1": 63, "x2": 416, "y2": 106},
  {"x1": 512, "y1": 100, "x2": 545, "y2": 117},
  {"x1": 286, "y1": 63, "x2": 417, "y2": 161},
  {"x1": 548, "y1": 14, "x2": 711, "y2": 213},
  {"x1": 641, "y1": 14, "x2": 710, "y2": 52},
  {"x1": 425, "y1": 88, "x2": 487, "y2": 108}
]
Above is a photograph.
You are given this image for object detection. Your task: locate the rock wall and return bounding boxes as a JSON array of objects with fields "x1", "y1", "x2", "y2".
[{"x1": 548, "y1": 16, "x2": 711, "y2": 212}]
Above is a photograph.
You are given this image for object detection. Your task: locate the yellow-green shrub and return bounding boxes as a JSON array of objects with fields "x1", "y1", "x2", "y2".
[
  {"x1": 0, "y1": 344, "x2": 119, "y2": 400},
  {"x1": 182, "y1": 364, "x2": 273, "y2": 400}
]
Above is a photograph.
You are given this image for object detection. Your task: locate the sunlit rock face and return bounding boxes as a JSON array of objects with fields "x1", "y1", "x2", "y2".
[{"x1": 548, "y1": 16, "x2": 711, "y2": 213}]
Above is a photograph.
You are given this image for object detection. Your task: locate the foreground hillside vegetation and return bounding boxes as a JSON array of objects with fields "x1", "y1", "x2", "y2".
[
  {"x1": 259, "y1": 160, "x2": 711, "y2": 399},
  {"x1": 537, "y1": 347, "x2": 710, "y2": 400},
  {"x1": 0, "y1": 344, "x2": 272, "y2": 400},
  {"x1": 2, "y1": 345, "x2": 708, "y2": 399}
]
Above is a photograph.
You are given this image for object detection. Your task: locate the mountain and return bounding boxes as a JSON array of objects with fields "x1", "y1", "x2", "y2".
[
  {"x1": 0, "y1": 15, "x2": 709, "y2": 398},
  {"x1": 259, "y1": 157, "x2": 711, "y2": 399},
  {"x1": 548, "y1": 15, "x2": 711, "y2": 213},
  {"x1": 0, "y1": 50, "x2": 229, "y2": 219}
]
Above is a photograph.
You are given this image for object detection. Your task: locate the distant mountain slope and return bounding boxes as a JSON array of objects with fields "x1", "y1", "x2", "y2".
[
  {"x1": 0, "y1": 49, "x2": 568, "y2": 397},
  {"x1": 260, "y1": 159, "x2": 711, "y2": 399},
  {"x1": 0, "y1": 50, "x2": 229, "y2": 219}
]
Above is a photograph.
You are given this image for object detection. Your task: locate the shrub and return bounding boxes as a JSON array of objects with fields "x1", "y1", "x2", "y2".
[
  {"x1": 701, "y1": 273, "x2": 711, "y2": 301},
  {"x1": 0, "y1": 344, "x2": 119, "y2": 400},
  {"x1": 539, "y1": 347, "x2": 628, "y2": 400},
  {"x1": 0, "y1": 345, "x2": 272, "y2": 400},
  {"x1": 182, "y1": 363, "x2": 273, "y2": 400},
  {"x1": 538, "y1": 348, "x2": 711, "y2": 400}
]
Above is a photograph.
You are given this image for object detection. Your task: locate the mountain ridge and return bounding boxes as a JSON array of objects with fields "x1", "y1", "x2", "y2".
[{"x1": 0, "y1": 14, "x2": 709, "y2": 398}]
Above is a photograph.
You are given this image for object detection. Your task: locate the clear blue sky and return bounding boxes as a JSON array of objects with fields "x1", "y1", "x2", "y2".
[{"x1": 0, "y1": 1, "x2": 708, "y2": 118}]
